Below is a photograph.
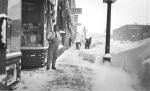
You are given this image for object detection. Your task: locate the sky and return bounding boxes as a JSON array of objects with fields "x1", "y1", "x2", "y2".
[{"x1": 75, "y1": 0, "x2": 150, "y2": 34}]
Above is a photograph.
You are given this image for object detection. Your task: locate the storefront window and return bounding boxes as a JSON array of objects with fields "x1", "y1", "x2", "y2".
[
  {"x1": 21, "y1": 0, "x2": 43, "y2": 47},
  {"x1": 21, "y1": 23, "x2": 42, "y2": 47}
]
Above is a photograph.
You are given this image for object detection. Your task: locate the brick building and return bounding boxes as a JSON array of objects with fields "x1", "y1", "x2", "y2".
[{"x1": 113, "y1": 24, "x2": 150, "y2": 41}]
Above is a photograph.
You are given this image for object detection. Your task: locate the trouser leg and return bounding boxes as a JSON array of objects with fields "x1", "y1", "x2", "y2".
[
  {"x1": 79, "y1": 42, "x2": 81, "y2": 50},
  {"x1": 47, "y1": 47, "x2": 53, "y2": 69},
  {"x1": 52, "y1": 46, "x2": 58, "y2": 68},
  {"x1": 85, "y1": 44, "x2": 87, "y2": 49},
  {"x1": 88, "y1": 44, "x2": 89, "y2": 49},
  {"x1": 88, "y1": 44, "x2": 90, "y2": 49},
  {"x1": 78, "y1": 44, "x2": 80, "y2": 50},
  {"x1": 76, "y1": 42, "x2": 79, "y2": 49},
  {"x1": 76, "y1": 42, "x2": 78, "y2": 49},
  {"x1": 69, "y1": 40, "x2": 71, "y2": 47},
  {"x1": 77, "y1": 42, "x2": 80, "y2": 49}
]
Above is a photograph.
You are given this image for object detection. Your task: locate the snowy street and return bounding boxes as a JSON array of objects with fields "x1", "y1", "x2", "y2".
[
  {"x1": 1, "y1": 0, "x2": 150, "y2": 90},
  {"x1": 12, "y1": 38, "x2": 150, "y2": 91}
]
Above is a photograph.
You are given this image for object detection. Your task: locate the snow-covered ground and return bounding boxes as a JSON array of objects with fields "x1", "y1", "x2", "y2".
[
  {"x1": 79, "y1": 38, "x2": 150, "y2": 91},
  {"x1": 13, "y1": 38, "x2": 150, "y2": 91},
  {"x1": 111, "y1": 39, "x2": 150, "y2": 90},
  {"x1": 14, "y1": 49, "x2": 94, "y2": 91}
]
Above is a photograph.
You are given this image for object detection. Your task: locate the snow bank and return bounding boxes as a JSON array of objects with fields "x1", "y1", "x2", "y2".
[
  {"x1": 79, "y1": 38, "x2": 150, "y2": 90},
  {"x1": 111, "y1": 38, "x2": 150, "y2": 90},
  {"x1": 59, "y1": 48, "x2": 140, "y2": 91},
  {"x1": 79, "y1": 46, "x2": 104, "y2": 63},
  {"x1": 92, "y1": 63, "x2": 140, "y2": 91},
  {"x1": 79, "y1": 51, "x2": 96, "y2": 63},
  {"x1": 78, "y1": 39, "x2": 127, "y2": 64}
]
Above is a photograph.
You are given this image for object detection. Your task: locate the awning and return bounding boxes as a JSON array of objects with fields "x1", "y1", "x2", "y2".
[{"x1": 49, "y1": 0, "x2": 56, "y2": 4}]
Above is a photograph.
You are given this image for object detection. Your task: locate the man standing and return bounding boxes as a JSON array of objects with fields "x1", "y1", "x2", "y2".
[
  {"x1": 75, "y1": 41, "x2": 81, "y2": 50},
  {"x1": 85, "y1": 37, "x2": 92, "y2": 49},
  {"x1": 47, "y1": 25, "x2": 61, "y2": 70},
  {"x1": 85, "y1": 38, "x2": 88, "y2": 49},
  {"x1": 87, "y1": 37, "x2": 92, "y2": 49}
]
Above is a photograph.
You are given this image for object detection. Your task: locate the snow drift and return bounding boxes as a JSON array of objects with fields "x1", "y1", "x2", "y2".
[
  {"x1": 79, "y1": 38, "x2": 150, "y2": 90},
  {"x1": 111, "y1": 39, "x2": 150, "y2": 90}
]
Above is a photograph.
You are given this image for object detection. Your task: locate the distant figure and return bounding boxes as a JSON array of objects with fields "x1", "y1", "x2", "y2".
[
  {"x1": 76, "y1": 42, "x2": 81, "y2": 50},
  {"x1": 75, "y1": 37, "x2": 81, "y2": 50},
  {"x1": 88, "y1": 37, "x2": 92, "y2": 49},
  {"x1": 85, "y1": 38, "x2": 88, "y2": 49},
  {"x1": 85, "y1": 37, "x2": 92, "y2": 49}
]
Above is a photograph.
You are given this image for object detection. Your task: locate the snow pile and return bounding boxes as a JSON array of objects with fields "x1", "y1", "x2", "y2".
[
  {"x1": 58, "y1": 49, "x2": 143, "y2": 91},
  {"x1": 79, "y1": 50, "x2": 96, "y2": 63},
  {"x1": 79, "y1": 45, "x2": 104, "y2": 63},
  {"x1": 79, "y1": 39, "x2": 128, "y2": 64},
  {"x1": 79, "y1": 38, "x2": 150, "y2": 90},
  {"x1": 111, "y1": 38, "x2": 150, "y2": 90},
  {"x1": 92, "y1": 63, "x2": 140, "y2": 91}
]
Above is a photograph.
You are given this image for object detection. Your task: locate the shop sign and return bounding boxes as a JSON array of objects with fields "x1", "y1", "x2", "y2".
[
  {"x1": 8, "y1": 0, "x2": 20, "y2": 9},
  {"x1": 75, "y1": 23, "x2": 82, "y2": 26},
  {"x1": 71, "y1": 8, "x2": 82, "y2": 14}
]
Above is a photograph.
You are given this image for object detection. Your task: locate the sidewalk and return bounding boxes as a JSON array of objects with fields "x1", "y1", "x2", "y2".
[
  {"x1": 14, "y1": 47, "x2": 94, "y2": 91},
  {"x1": 13, "y1": 45, "x2": 140, "y2": 91}
]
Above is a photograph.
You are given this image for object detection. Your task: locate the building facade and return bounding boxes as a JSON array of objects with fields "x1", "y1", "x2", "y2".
[
  {"x1": 113, "y1": 24, "x2": 150, "y2": 41},
  {"x1": 56, "y1": 0, "x2": 77, "y2": 46}
]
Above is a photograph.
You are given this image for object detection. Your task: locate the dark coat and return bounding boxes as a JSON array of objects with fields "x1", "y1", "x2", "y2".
[{"x1": 85, "y1": 37, "x2": 92, "y2": 49}]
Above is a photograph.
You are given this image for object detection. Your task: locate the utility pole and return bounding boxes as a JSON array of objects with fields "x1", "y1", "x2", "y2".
[
  {"x1": 83, "y1": 26, "x2": 88, "y2": 39},
  {"x1": 103, "y1": 0, "x2": 117, "y2": 63}
]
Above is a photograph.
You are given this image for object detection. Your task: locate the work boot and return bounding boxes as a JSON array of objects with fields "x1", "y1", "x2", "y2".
[
  {"x1": 52, "y1": 66, "x2": 56, "y2": 70},
  {"x1": 46, "y1": 64, "x2": 50, "y2": 70},
  {"x1": 46, "y1": 67, "x2": 50, "y2": 70}
]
